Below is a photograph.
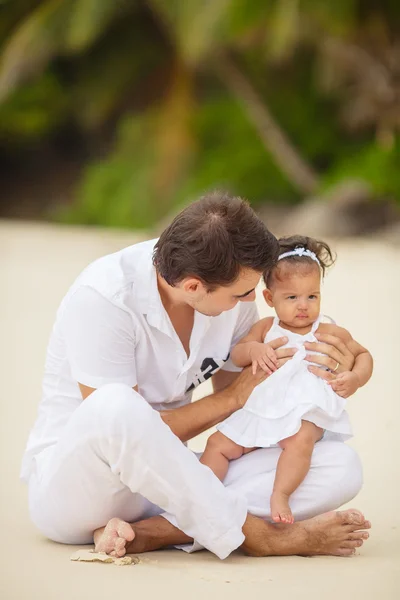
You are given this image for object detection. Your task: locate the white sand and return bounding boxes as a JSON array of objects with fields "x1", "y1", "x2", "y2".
[{"x1": 0, "y1": 220, "x2": 399, "y2": 599}]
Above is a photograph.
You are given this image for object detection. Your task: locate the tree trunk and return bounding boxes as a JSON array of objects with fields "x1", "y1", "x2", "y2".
[{"x1": 217, "y1": 52, "x2": 319, "y2": 195}]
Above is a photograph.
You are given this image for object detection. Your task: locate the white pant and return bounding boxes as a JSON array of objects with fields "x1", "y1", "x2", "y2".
[{"x1": 27, "y1": 384, "x2": 363, "y2": 559}]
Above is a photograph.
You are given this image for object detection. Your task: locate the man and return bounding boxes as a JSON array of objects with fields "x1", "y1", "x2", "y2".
[{"x1": 21, "y1": 191, "x2": 370, "y2": 560}]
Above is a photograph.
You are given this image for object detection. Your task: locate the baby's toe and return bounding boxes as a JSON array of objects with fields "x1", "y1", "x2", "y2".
[
  {"x1": 114, "y1": 537, "x2": 127, "y2": 557},
  {"x1": 117, "y1": 521, "x2": 134, "y2": 543}
]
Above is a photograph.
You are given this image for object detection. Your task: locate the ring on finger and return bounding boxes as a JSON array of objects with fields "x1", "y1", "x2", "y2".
[{"x1": 332, "y1": 361, "x2": 340, "y2": 373}]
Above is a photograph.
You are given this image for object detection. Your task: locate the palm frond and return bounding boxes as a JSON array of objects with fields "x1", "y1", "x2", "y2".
[{"x1": 0, "y1": 0, "x2": 68, "y2": 101}]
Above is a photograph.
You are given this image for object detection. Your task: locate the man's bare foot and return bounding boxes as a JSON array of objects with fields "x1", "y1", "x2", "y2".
[
  {"x1": 271, "y1": 491, "x2": 294, "y2": 524},
  {"x1": 301, "y1": 509, "x2": 371, "y2": 557},
  {"x1": 93, "y1": 517, "x2": 135, "y2": 558},
  {"x1": 93, "y1": 509, "x2": 371, "y2": 560},
  {"x1": 243, "y1": 508, "x2": 371, "y2": 557}
]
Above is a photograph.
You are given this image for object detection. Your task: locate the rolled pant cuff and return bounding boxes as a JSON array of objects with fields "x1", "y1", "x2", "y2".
[{"x1": 162, "y1": 511, "x2": 246, "y2": 560}]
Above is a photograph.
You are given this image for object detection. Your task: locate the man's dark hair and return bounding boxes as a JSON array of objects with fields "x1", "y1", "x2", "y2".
[{"x1": 153, "y1": 190, "x2": 279, "y2": 290}]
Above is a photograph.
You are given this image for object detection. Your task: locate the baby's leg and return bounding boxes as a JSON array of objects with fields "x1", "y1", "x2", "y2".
[
  {"x1": 200, "y1": 431, "x2": 248, "y2": 481},
  {"x1": 271, "y1": 421, "x2": 323, "y2": 524}
]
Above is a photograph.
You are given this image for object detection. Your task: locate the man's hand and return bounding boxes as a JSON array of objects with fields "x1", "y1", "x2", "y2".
[
  {"x1": 249, "y1": 342, "x2": 278, "y2": 375},
  {"x1": 270, "y1": 336, "x2": 297, "y2": 368},
  {"x1": 229, "y1": 336, "x2": 296, "y2": 409},
  {"x1": 226, "y1": 365, "x2": 268, "y2": 410},
  {"x1": 304, "y1": 333, "x2": 356, "y2": 382},
  {"x1": 329, "y1": 371, "x2": 360, "y2": 398}
]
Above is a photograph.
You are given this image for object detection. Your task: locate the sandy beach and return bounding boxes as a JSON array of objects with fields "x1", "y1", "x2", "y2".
[{"x1": 1, "y1": 220, "x2": 399, "y2": 600}]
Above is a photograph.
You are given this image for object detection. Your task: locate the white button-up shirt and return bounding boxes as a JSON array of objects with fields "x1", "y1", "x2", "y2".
[{"x1": 20, "y1": 239, "x2": 258, "y2": 481}]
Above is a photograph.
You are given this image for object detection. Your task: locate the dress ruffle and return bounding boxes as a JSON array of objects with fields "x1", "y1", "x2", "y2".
[{"x1": 217, "y1": 316, "x2": 353, "y2": 448}]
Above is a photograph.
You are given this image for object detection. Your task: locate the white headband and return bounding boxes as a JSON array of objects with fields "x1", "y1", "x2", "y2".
[{"x1": 278, "y1": 247, "x2": 320, "y2": 265}]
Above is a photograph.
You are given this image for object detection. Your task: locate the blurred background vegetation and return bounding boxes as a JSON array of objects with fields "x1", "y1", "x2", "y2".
[{"x1": 0, "y1": 0, "x2": 399, "y2": 230}]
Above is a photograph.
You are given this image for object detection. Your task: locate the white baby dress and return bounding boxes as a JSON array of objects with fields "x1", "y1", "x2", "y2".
[{"x1": 217, "y1": 315, "x2": 353, "y2": 448}]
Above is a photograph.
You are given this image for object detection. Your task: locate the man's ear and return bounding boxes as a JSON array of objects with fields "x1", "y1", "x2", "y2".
[
  {"x1": 263, "y1": 288, "x2": 274, "y2": 307},
  {"x1": 181, "y1": 277, "x2": 204, "y2": 296}
]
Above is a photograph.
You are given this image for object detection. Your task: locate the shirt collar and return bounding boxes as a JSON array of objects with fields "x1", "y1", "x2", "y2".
[
  {"x1": 133, "y1": 239, "x2": 211, "y2": 344},
  {"x1": 133, "y1": 239, "x2": 160, "y2": 316}
]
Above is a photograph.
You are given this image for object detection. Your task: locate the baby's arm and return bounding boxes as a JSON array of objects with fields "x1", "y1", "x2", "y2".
[
  {"x1": 230, "y1": 317, "x2": 277, "y2": 374},
  {"x1": 319, "y1": 324, "x2": 373, "y2": 398}
]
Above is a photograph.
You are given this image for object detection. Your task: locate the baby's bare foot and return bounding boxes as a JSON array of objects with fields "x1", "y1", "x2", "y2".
[
  {"x1": 93, "y1": 517, "x2": 135, "y2": 558},
  {"x1": 271, "y1": 491, "x2": 294, "y2": 524}
]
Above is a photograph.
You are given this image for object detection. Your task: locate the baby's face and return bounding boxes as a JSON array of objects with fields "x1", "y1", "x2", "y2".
[{"x1": 265, "y1": 269, "x2": 321, "y2": 329}]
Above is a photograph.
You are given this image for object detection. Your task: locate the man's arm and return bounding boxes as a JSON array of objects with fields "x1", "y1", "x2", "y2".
[
  {"x1": 159, "y1": 334, "x2": 296, "y2": 442},
  {"x1": 212, "y1": 369, "x2": 240, "y2": 393},
  {"x1": 79, "y1": 334, "x2": 294, "y2": 443},
  {"x1": 159, "y1": 367, "x2": 265, "y2": 442},
  {"x1": 79, "y1": 371, "x2": 259, "y2": 442}
]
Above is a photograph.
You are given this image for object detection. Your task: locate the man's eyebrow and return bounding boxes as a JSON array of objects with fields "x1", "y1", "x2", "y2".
[{"x1": 234, "y1": 288, "x2": 255, "y2": 299}]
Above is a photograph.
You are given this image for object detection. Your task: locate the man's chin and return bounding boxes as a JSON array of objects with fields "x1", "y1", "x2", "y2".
[{"x1": 197, "y1": 309, "x2": 222, "y2": 317}]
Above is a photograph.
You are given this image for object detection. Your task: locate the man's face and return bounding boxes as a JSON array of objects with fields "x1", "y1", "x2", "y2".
[{"x1": 182, "y1": 268, "x2": 262, "y2": 317}]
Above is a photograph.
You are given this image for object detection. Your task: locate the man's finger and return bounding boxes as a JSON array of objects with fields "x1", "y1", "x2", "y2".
[
  {"x1": 268, "y1": 336, "x2": 289, "y2": 350},
  {"x1": 314, "y1": 333, "x2": 353, "y2": 357},
  {"x1": 277, "y1": 357, "x2": 292, "y2": 368},
  {"x1": 275, "y1": 347, "x2": 296, "y2": 360},
  {"x1": 252, "y1": 360, "x2": 257, "y2": 375},
  {"x1": 305, "y1": 352, "x2": 342, "y2": 372},
  {"x1": 304, "y1": 343, "x2": 342, "y2": 364},
  {"x1": 308, "y1": 365, "x2": 336, "y2": 381}
]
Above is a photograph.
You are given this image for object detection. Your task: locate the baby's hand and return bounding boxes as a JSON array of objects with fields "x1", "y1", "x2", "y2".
[
  {"x1": 329, "y1": 371, "x2": 360, "y2": 398},
  {"x1": 249, "y1": 342, "x2": 278, "y2": 375}
]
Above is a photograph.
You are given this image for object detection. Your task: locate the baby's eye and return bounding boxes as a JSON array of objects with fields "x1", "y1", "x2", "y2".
[
  {"x1": 287, "y1": 296, "x2": 296, "y2": 300},
  {"x1": 309, "y1": 295, "x2": 317, "y2": 300}
]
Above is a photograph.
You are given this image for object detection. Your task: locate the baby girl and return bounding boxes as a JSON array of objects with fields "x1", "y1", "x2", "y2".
[{"x1": 200, "y1": 235, "x2": 373, "y2": 524}]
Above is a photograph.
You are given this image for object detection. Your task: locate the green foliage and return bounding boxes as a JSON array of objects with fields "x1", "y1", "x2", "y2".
[
  {"x1": 60, "y1": 94, "x2": 300, "y2": 230},
  {"x1": 0, "y1": 0, "x2": 399, "y2": 227},
  {"x1": 59, "y1": 113, "x2": 159, "y2": 228},
  {"x1": 322, "y1": 140, "x2": 400, "y2": 202},
  {"x1": 187, "y1": 95, "x2": 297, "y2": 204},
  {"x1": 0, "y1": 71, "x2": 66, "y2": 140}
]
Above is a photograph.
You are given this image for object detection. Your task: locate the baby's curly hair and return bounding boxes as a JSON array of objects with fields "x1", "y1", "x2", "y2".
[{"x1": 264, "y1": 235, "x2": 336, "y2": 288}]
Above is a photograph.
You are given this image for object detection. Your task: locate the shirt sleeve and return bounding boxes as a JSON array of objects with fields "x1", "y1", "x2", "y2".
[
  {"x1": 61, "y1": 286, "x2": 137, "y2": 389},
  {"x1": 221, "y1": 301, "x2": 259, "y2": 372}
]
